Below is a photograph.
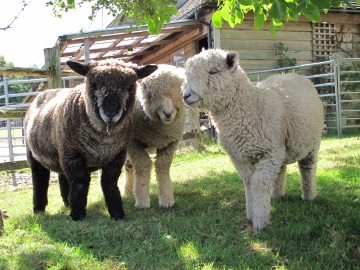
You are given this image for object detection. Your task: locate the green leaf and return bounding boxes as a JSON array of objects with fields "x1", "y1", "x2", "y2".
[
  {"x1": 212, "y1": 10, "x2": 223, "y2": 28},
  {"x1": 221, "y1": 5, "x2": 231, "y2": 22},
  {"x1": 303, "y1": 2, "x2": 321, "y2": 22},
  {"x1": 287, "y1": 2, "x2": 299, "y2": 21},
  {"x1": 310, "y1": 0, "x2": 331, "y2": 9},
  {"x1": 148, "y1": 19, "x2": 162, "y2": 35},
  {"x1": 268, "y1": 0, "x2": 287, "y2": 19},
  {"x1": 235, "y1": 8, "x2": 244, "y2": 24},
  {"x1": 167, "y1": 6, "x2": 178, "y2": 15},
  {"x1": 330, "y1": 0, "x2": 343, "y2": 7},
  {"x1": 254, "y1": 7, "x2": 266, "y2": 30},
  {"x1": 66, "y1": 0, "x2": 74, "y2": 5},
  {"x1": 239, "y1": 0, "x2": 253, "y2": 5},
  {"x1": 269, "y1": 19, "x2": 283, "y2": 37}
]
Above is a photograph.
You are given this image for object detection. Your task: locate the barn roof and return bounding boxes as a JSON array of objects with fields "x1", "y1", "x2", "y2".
[{"x1": 56, "y1": 19, "x2": 202, "y2": 68}]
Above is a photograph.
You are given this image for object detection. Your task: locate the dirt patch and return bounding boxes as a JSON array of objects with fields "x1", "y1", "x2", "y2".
[{"x1": 0, "y1": 172, "x2": 58, "y2": 191}]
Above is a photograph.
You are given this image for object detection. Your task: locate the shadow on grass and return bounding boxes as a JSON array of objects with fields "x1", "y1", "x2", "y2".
[{"x1": 12, "y1": 166, "x2": 360, "y2": 269}]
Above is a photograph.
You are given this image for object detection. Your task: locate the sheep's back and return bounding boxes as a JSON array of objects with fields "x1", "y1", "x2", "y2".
[
  {"x1": 257, "y1": 73, "x2": 324, "y2": 162},
  {"x1": 25, "y1": 88, "x2": 74, "y2": 171},
  {"x1": 25, "y1": 87, "x2": 132, "y2": 173}
]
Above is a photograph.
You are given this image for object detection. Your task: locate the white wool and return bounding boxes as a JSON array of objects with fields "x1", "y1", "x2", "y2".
[{"x1": 183, "y1": 49, "x2": 324, "y2": 230}]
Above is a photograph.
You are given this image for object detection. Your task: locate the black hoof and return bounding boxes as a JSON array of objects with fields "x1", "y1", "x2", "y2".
[
  {"x1": 70, "y1": 209, "x2": 86, "y2": 221},
  {"x1": 110, "y1": 211, "x2": 125, "y2": 221},
  {"x1": 33, "y1": 207, "x2": 46, "y2": 214}
]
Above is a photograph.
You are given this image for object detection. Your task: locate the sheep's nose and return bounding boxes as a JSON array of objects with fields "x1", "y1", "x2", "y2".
[
  {"x1": 103, "y1": 94, "x2": 120, "y2": 117},
  {"x1": 163, "y1": 111, "x2": 172, "y2": 119},
  {"x1": 183, "y1": 93, "x2": 191, "y2": 100}
]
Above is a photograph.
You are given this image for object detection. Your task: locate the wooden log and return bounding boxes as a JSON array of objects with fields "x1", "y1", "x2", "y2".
[
  {"x1": 0, "y1": 67, "x2": 49, "y2": 77},
  {"x1": 0, "y1": 67, "x2": 76, "y2": 77},
  {"x1": 0, "y1": 160, "x2": 29, "y2": 171},
  {"x1": 0, "y1": 108, "x2": 27, "y2": 118},
  {"x1": 44, "y1": 45, "x2": 63, "y2": 89}
]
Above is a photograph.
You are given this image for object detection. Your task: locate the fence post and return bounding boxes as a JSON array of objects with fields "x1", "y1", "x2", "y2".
[
  {"x1": 334, "y1": 54, "x2": 342, "y2": 136},
  {"x1": 3, "y1": 75, "x2": 17, "y2": 185},
  {"x1": 44, "y1": 45, "x2": 62, "y2": 89}
]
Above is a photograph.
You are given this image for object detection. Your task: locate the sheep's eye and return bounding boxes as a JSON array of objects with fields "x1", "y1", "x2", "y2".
[{"x1": 209, "y1": 68, "x2": 219, "y2": 75}]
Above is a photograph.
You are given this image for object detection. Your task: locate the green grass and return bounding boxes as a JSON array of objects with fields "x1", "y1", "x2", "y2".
[{"x1": 0, "y1": 133, "x2": 359, "y2": 269}]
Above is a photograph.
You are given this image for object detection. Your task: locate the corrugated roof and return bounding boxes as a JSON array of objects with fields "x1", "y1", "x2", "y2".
[{"x1": 57, "y1": 19, "x2": 201, "y2": 67}]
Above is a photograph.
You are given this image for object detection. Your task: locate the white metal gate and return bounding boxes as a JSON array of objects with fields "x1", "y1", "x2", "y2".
[{"x1": 0, "y1": 56, "x2": 359, "y2": 163}]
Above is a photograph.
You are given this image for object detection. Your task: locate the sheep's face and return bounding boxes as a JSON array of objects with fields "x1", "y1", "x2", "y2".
[
  {"x1": 139, "y1": 67, "x2": 184, "y2": 125},
  {"x1": 67, "y1": 60, "x2": 157, "y2": 125},
  {"x1": 182, "y1": 49, "x2": 239, "y2": 112}
]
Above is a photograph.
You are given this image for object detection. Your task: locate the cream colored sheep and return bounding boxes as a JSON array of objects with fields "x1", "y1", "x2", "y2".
[
  {"x1": 122, "y1": 64, "x2": 185, "y2": 208},
  {"x1": 25, "y1": 59, "x2": 157, "y2": 221},
  {"x1": 182, "y1": 49, "x2": 324, "y2": 230}
]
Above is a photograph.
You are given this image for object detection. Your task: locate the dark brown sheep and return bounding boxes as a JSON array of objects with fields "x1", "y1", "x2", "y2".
[{"x1": 24, "y1": 59, "x2": 157, "y2": 221}]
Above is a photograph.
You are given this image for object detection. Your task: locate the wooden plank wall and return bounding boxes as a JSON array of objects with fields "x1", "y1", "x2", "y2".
[{"x1": 217, "y1": 13, "x2": 313, "y2": 73}]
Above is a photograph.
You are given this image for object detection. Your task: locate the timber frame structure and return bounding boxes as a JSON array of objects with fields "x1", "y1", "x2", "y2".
[{"x1": 57, "y1": 19, "x2": 205, "y2": 68}]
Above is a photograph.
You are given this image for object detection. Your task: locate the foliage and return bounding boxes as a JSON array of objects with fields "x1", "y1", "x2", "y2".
[
  {"x1": 45, "y1": 0, "x2": 360, "y2": 35},
  {"x1": 0, "y1": 133, "x2": 360, "y2": 269},
  {"x1": 46, "y1": 0, "x2": 178, "y2": 35},
  {"x1": 212, "y1": 0, "x2": 360, "y2": 36},
  {"x1": 0, "y1": 56, "x2": 36, "y2": 105},
  {"x1": 273, "y1": 42, "x2": 297, "y2": 68}
]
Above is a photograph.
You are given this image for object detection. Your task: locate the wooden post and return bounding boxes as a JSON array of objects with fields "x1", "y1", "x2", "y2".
[{"x1": 44, "y1": 45, "x2": 62, "y2": 89}]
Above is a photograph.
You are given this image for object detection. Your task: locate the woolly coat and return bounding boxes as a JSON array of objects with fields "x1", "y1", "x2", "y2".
[
  {"x1": 25, "y1": 60, "x2": 157, "y2": 221},
  {"x1": 25, "y1": 61, "x2": 140, "y2": 173},
  {"x1": 123, "y1": 64, "x2": 185, "y2": 208},
  {"x1": 133, "y1": 65, "x2": 185, "y2": 149},
  {"x1": 183, "y1": 49, "x2": 324, "y2": 229}
]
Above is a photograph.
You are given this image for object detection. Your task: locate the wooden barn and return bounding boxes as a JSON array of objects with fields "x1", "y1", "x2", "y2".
[
  {"x1": 54, "y1": 0, "x2": 360, "y2": 137},
  {"x1": 57, "y1": 0, "x2": 360, "y2": 73}
]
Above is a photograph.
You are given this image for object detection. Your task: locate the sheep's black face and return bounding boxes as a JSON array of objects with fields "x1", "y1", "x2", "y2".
[
  {"x1": 67, "y1": 60, "x2": 158, "y2": 126},
  {"x1": 99, "y1": 91, "x2": 124, "y2": 124},
  {"x1": 90, "y1": 77, "x2": 135, "y2": 125}
]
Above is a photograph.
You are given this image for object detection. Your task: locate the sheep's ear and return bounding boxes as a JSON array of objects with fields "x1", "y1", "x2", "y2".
[
  {"x1": 136, "y1": 64, "x2": 158, "y2": 79},
  {"x1": 67, "y1": 61, "x2": 90, "y2": 76},
  {"x1": 225, "y1": 52, "x2": 239, "y2": 71}
]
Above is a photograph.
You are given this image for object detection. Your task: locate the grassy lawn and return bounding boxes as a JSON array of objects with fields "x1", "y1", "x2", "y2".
[{"x1": 0, "y1": 132, "x2": 359, "y2": 269}]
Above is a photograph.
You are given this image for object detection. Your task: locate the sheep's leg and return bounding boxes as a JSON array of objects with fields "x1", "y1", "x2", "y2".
[
  {"x1": 27, "y1": 150, "x2": 50, "y2": 213},
  {"x1": 59, "y1": 174, "x2": 70, "y2": 207},
  {"x1": 232, "y1": 160, "x2": 255, "y2": 221},
  {"x1": 298, "y1": 151, "x2": 318, "y2": 200},
  {"x1": 250, "y1": 156, "x2": 283, "y2": 230},
  {"x1": 122, "y1": 158, "x2": 134, "y2": 196},
  {"x1": 273, "y1": 164, "x2": 287, "y2": 198},
  {"x1": 62, "y1": 152, "x2": 91, "y2": 221},
  {"x1": 101, "y1": 150, "x2": 126, "y2": 220},
  {"x1": 129, "y1": 141, "x2": 152, "y2": 208},
  {"x1": 155, "y1": 142, "x2": 177, "y2": 208}
]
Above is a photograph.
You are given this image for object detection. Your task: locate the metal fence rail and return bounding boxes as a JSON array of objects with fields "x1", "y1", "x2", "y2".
[
  {"x1": 0, "y1": 75, "x2": 81, "y2": 164},
  {"x1": 0, "y1": 56, "x2": 359, "y2": 164}
]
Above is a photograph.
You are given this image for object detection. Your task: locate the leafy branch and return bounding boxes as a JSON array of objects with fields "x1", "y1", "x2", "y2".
[
  {"x1": 0, "y1": 0, "x2": 33, "y2": 31},
  {"x1": 212, "y1": 0, "x2": 360, "y2": 36}
]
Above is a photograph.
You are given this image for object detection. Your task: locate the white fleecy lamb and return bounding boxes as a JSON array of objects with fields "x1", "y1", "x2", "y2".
[
  {"x1": 183, "y1": 49, "x2": 324, "y2": 230},
  {"x1": 122, "y1": 64, "x2": 185, "y2": 208}
]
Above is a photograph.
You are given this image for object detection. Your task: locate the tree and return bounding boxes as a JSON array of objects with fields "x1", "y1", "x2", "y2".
[
  {"x1": 212, "y1": 0, "x2": 360, "y2": 36},
  {"x1": 45, "y1": 0, "x2": 360, "y2": 35},
  {"x1": 0, "y1": 56, "x2": 35, "y2": 105},
  {"x1": 45, "y1": 0, "x2": 178, "y2": 34}
]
